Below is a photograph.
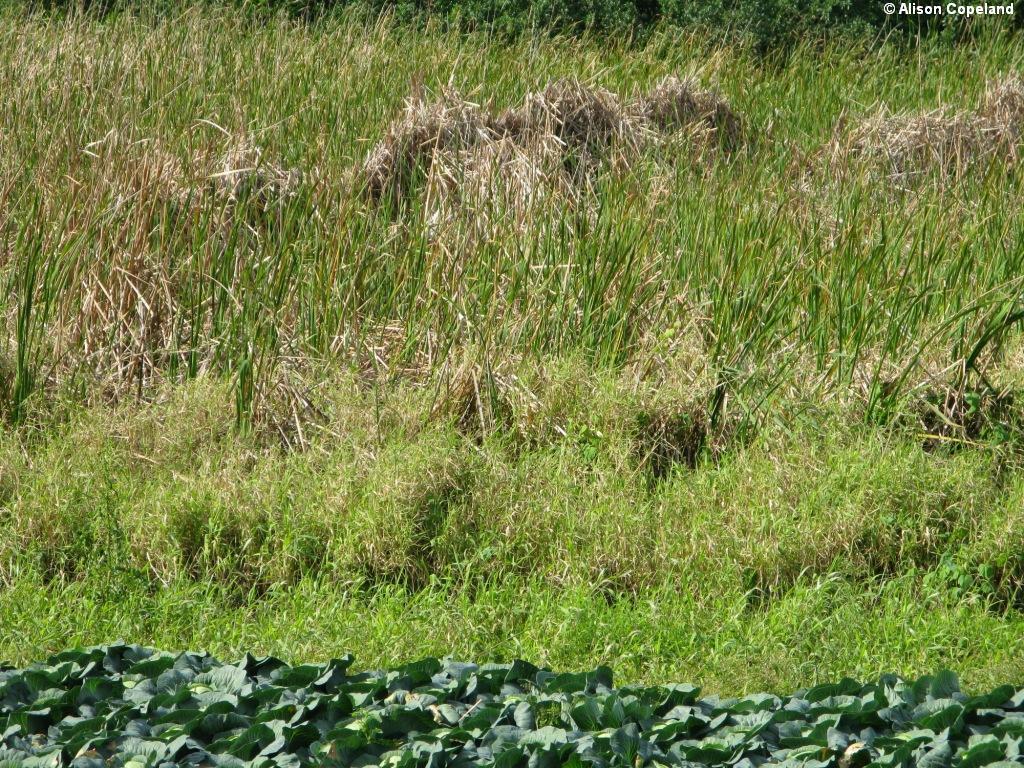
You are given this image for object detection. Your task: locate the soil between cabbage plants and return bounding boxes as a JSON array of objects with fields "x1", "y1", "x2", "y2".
[{"x1": 2, "y1": 647, "x2": 1023, "y2": 768}]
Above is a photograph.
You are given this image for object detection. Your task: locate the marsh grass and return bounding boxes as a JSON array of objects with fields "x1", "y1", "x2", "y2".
[
  {"x1": 2, "y1": 7, "x2": 1024, "y2": 688},
  {"x1": 0, "y1": 8, "x2": 1022, "y2": 442}
]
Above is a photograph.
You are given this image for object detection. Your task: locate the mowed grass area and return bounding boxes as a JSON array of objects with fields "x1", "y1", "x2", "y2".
[{"x1": 1, "y1": 8, "x2": 1024, "y2": 692}]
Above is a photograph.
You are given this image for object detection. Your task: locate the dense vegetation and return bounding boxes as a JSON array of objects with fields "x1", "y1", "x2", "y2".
[
  {"x1": 33, "y1": 0, "x2": 1024, "y2": 44},
  {"x1": 4, "y1": 647, "x2": 1024, "y2": 768},
  {"x1": 1, "y1": 8, "x2": 1024, "y2": 692},
  {"x1": 5, "y1": 376, "x2": 1024, "y2": 690}
]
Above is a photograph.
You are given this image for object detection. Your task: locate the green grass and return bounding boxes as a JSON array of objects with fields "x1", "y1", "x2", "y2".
[
  {"x1": 1, "y1": 9, "x2": 1023, "y2": 429},
  {"x1": 1, "y1": 375, "x2": 1023, "y2": 690},
  {"x1": 3, "y1": 574, "x2": 1023, "y2": 694},
  {"x1": 1, "y1": 7, "x2": 1024, "y2": 691}
]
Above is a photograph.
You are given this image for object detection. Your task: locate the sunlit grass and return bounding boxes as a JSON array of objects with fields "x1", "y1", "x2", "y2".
[
  {"x1": 1, "y1": 374, "x2": 1023, "y2": 688},
  {"x1": 1, "y1": 7, "x2": 1024, "y2": 688},
  {"x1": 0, "y1": 9, "x2": 1022, "y2": 435}
]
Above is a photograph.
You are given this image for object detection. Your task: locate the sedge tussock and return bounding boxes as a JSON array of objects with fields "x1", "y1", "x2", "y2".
[
  {"x1": 630, "y1": 74, "x2": 742, "y2": 152},
  {"x1": 357, "y1": 75, "x2": 742, "y2": 239},
  {"x1": 829, "y1": 74, "x2": 1024, "y2": 181},
  {"x1": 423, "y1": 133, "x2": 579, "y2": 241},
  {"x1": 359, "y1": 86, "x2": 491, "y2": 202},
  {"x1": 88, "y1": 131, "x2": 303, "y2": 217},
  {"x1": 492, "y1": 78, "x2": 642, "y2": 160},
  {"x1": 356, "y1": 77, "x2": 741, "y2": 197},
  {"x1": 86, "y1": 130, "x2": 193, "y2": 211},
  {"x1": 981, "y1": 74, "x2": 1024, "y2": 145},
  {"x1": 211, "y1": 139, "x2": 304, "y2": 208},
  {"x1": 843, "y1": 109, "x2": 999, "y2": 180}
]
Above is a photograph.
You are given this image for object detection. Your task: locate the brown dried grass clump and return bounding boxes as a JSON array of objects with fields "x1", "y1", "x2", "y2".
[
  {"x1": 89, "y1": 131, "x2": 303, "y2": 217},
  {"x1": 492, "y1": 78, "x2": 642, "y2": 160},
  {"x1": 211, "y1": 140, "x2": 303, "y2": 208},
  {"x1": 842, "y1": 108, "x2": 996, "y2": 179},
  {"x1": 357, "y1": 75, "x2": 743, "y2": 220},
  {"x1": 424, "y1": 133, "x2": 577, "y2": 238},
  {"x1": 73, "y1": 133, "x2": 197, "y2": 393},
  {"x1": 830, "y1": 74, "x2": 1024, "y2": 180},
  {"x1": 982, "y1": 74, "x2": 1024, "y2": 144},
  {"x1": 631, "y1": 75, "x2": 743, "y2": 152},
  {"x1": 458, "y1": 135, "x2": 566, "y2": 205},
  {"x1": 85, "y1": 130, "x2": 193, "y2": 212},
  {"x1": 359, "y1": 87, "x2": 491, "y2": 201}
]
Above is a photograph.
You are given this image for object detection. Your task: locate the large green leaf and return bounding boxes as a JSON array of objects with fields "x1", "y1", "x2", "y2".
[{"x1": 3, "y1": 647, "x2": 1024, "y2": 768}]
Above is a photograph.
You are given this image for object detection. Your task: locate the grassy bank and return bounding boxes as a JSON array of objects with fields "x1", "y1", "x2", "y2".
[
  {"x1": 2, "y1": 374, "x2": 1024, "y2": 691},
  {"x1": 1, "y1": 9, "x2": 1024, "y2": 690}
]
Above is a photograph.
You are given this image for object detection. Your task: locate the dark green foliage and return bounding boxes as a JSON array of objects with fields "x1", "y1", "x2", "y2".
[
  {"x1": 2, "y1": 647, "x2": 1024, "y2": 768},
  {"x1": 23, "y1": 0, "x2": 1023, "y2": 45},
  {"x1": 661, "y1": 0, "x2": 878, "y2": 43}
]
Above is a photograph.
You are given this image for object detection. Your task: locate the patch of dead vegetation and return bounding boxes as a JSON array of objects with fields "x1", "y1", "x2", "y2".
[
  {"x1": 981, "y1": 74, "x2": 1024, "y2": 139},
  {"x1": 211, "y1": 140, "x2": 303, "y2": 204},
  {"x1": 360, "y1": 86, "x2": 492, "y2": 202},
  {"x1": 0, "y1": 132, "x2": 313, "y2": 428},
  {"x1": 87, "y1": 130, "x2": 305, "y2": 219},
  {"x1": 422, "y1": 132, "x2": 576, "y2": 239},
  {"x1": 83, "y1": 130, "x2": 194, "y2": 213},
  {"x1": 827, "y1": 74, "x2": 1024, "y2": 182},
  {"x1": 840, "y1": 109, "x2": 998, "y2": 180},
  {"x1": 493, "y1": 79, "x2": 641, "y2": 162},
  {"x1": 633, "y1": 74, "x2": 743, "y2": 151},
  {"x1": 356, "y1": 76, "x2": 742, "y2": 236}
]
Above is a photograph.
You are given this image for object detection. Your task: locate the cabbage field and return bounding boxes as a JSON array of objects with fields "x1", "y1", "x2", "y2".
[{"x1": 4, "y1": 646, "x2": 1024, "y2": 768}]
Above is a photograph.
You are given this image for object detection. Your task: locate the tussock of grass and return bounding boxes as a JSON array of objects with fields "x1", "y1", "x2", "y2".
[
  {"x1": 830, "y1": 75, "x2": 1024, "y2": 181},
  {"x1": 359, "y1": 86, "x2": 491, "y2": 202},
  {"x1": 632, "y1": 74, "x2": 741, "y2": 149},
  {"x1": 357, "y1": 75, "x2": 740, "y2": 238},
  {"x1": 88, "y1": 130, "x2": 192, "y2": 209},
  {"x1": 213, "y1": 139, "x2": 305, "y2": 208}
]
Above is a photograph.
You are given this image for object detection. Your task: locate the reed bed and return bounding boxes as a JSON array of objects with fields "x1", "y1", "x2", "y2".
[{"x1": 0, "y1": 8, "x2": 1022, "y2": 446}]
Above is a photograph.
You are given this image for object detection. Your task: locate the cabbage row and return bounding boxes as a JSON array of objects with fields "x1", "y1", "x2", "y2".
[{"x1": 2, "y1": 646, "x2": 1024, "y2": 768}]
